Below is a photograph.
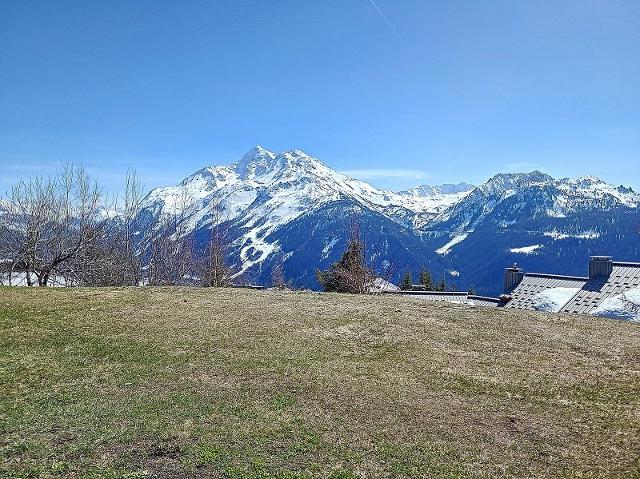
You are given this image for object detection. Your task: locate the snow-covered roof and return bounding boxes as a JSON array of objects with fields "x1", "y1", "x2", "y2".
[
  {"x1": 590, "y1": 288, "x2": 640, "y2": 322},
  {"x1": 504, "y1": 273, "x2": 588, "y2": 311},
  {"x1": 503, "y1": 258, "x2": 640, "y2": 321},
  {"x1": 561, "y1": 262, "x2": 640, "y2": 315}
]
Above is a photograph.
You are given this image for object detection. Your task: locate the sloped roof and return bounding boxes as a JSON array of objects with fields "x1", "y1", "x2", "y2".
[
  {"x1": 467, "y1": 295, "x2": 502, "y2": 308},
  {"x1": 504, "y1": 273, "x2": 588, "y2": 310},
  {"x1": 396, "y1": 260, "x2": 640, "y2": 314},
  {"x1": 399, "y1": 291, "x2": 502, "y2": 308},
  {"x1": 561, "y1": 262, "x2": 640, "y2": 314},
  {"x1": 401, "y1": 291, "x2": 469, "y2": 303}
]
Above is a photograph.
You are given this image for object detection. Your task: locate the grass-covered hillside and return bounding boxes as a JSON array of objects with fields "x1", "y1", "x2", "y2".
[{"x1": 1, "y1": 287, "x2": 640, "y2": 478}]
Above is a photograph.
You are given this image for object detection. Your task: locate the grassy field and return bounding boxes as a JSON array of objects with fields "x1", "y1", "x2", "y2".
[{"x1": 1, "y1": 287, "x2": 640, "y2": 479}]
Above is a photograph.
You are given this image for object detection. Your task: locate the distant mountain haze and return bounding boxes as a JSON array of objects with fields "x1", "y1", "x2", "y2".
[{"x1": 399, "y1": 183, "x2": 476, "y2": 197}]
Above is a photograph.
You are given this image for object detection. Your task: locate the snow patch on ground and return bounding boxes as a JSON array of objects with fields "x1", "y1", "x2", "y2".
[
  {"x1": 321, "y1": 237, "x2": 340, "y2": 259},
  {"x1": 510, "y1": 244, "x2": 543, "y2": 254},
  {"x1": 236, "y1": 227, "x2": 279, "y2": 274},
  {"x1": 590, "y1": 288, "x2": 640, "y2": 322},
  {"x1": 0, "y1": 272, "x2": 68, "y2": 287},
  {"x1": 532, "y1": 287, "x2": 580, "y2": 312},
  {"x1": 544, "y1": 230, "x2": 600, "y2": 240},
  {"x1": 436, "y1": 233, "x2": 468, "y2": 255},
  {"x1": 546, "y1": 209, "x2": 567, "y2": 218}
]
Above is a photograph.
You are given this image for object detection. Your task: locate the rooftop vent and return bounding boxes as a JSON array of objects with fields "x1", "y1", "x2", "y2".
[
  {"x1": 589, "y1": 256, "x2": 613, "y2": 279},
  {"x1": 504, "y1": 264, "x2": 524, "y2": 293}
]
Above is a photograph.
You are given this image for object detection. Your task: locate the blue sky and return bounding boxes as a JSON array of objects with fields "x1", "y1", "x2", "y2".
[{"x1": 1, "y1": 0, "x2": 639, "y2": 193}]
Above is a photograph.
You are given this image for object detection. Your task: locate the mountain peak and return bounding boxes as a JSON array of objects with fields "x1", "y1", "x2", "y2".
[
  {"x1": 569, "y1": 175, "x2": 606, "y2": 187},
  {"x1": 288, "y1": 148, "x2": 308, "y2": 157},
  {"x1": 481, "y1": 170, "x2": 554, "y2": 194},
  {"x1": 274, "y1": 149, "x2": 330, "y2": 174},
  {"x1": 278, "y1": 148, "x2": 319, "y2": 163},
  {"x1": 239, "y1": 145, "x2": 276, "y2": 162},
  {"x1": 492, "y1": 170, "x2": 552, "y2": 182},
  {"x1": 233, "y1": 146, "x2": 277, "y2": 179}
]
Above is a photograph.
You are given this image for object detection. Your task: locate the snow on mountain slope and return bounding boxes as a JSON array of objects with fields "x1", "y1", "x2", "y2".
[
  {"x1": 424, "y1": 170, "x2": 639, "y2": 253},
  {"x1": 555, "y1": 175, "x2": 639, "y2": 209},
  {"x1": 397, "y1": 183, "x2": 475, "y2": 225},
  {"x1": 144, "y1": 147, "x2": 474, "y2": 225},
  {"x1": 134, "y1": 148, "x2": 639, "y2": 289},
  {"x1": 400, "y1": 182, "x2": 475, "y2": 197},
  {"x1": 418, "y1": 171, "x2": 639, "y2": 295},
  {"x1": 435, "y1": 233, "x2": 468, "y2": 255},
  {"x1": 138, "y1": 146, "x2": 469, "y2": 273},
  {"x1": 414, "y1": 171, "x2": 640, "y2": 262}
]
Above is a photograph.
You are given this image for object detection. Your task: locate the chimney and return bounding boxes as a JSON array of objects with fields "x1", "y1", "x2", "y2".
[
  {"x1": 504, "y1": 264, "x2": 524, "y2": 293},
  {"x1": 589, "y1": 256, "x2": 613, "y2": 279}
]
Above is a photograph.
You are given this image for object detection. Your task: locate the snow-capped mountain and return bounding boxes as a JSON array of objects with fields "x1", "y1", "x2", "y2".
[
  {"x1": 421, "y1": 171, "x2": 639, "y2": 293},
  {"x1": 427, "y1": 170, "x2": 638, "y2": 235},
  {"x1": 139, "y1": 146, "x2": 469, "y2": 275},
  {"x1": 399, "y1": 182, "x2": 475, "y2": 197},
  {"x1": 135, "y1": 147, "x2": 640, "y2": 294},
  {"x1": 144, "y1": 146, "x2": 468, "y2": 226}
]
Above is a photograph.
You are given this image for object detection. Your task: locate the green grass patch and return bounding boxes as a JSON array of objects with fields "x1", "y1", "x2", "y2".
[{"x1": 1, "y1": 286, "x2": 639, "y2": 477}]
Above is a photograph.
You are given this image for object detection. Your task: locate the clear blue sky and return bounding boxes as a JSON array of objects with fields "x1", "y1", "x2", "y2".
[{"x1": 1, "y1": 0, "x2": 639, "y2": 193}]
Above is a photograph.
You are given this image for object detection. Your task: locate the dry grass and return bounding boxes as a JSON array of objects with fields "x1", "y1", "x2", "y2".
[{"x1": 1, "y1": 286, "x2": 639, "y2": 478}]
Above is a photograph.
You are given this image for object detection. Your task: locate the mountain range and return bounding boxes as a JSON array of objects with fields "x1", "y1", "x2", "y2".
[{"x1": 135, "y1": 146, "x2": 640, "y2": 295}]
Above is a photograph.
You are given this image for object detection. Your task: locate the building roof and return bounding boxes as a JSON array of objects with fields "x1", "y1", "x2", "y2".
[
  {"x1": 467, "y1": 295, "x2": 502, "y2": 308},
  {"x1": 396, "y1": 258, "x2": 640, "y2": 315},
  {"x1": 561, "y1": 262, "x2": 640, "y2": 314},
  {"x1": 400, "y1": 291, "x2": 470, "y2": 304},
  {"x1": 503, "y1": 273, "x2": 588, "y2": 310},
  {"x1": 400, "y1": 291, "x2": 502, "y2": 308}
]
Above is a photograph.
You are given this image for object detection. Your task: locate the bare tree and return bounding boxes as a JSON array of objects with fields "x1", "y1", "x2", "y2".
[
  {"x1": 200, "y1": 194, "x2": 231, "y2": 287},
  {"x1": 120, "y1": 170, "x2": 146, "y2": 285},
  {"x1": 1, "y1": 165, "x2": 104, "y2": 286},
  {"x1": 0, "y1": 200, "x2": 20, "y2": 285},
  {"x1": 2, "y1": 176, "x2": 50, "y2": 285},
  {"x1": 173, "y1": 183, "x2": 197, "y2": 283},
  {"x1": 271, "y1": 255, "x2": 286, "y2": 289},
  {"x1": 145, "y1": 182, "x2": 199, "y2": 286}
]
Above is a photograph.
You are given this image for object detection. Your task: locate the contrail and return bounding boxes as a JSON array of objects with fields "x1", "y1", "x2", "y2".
[{"x1": 367, "y1": 0, "x2": 414, "y2": 57}]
